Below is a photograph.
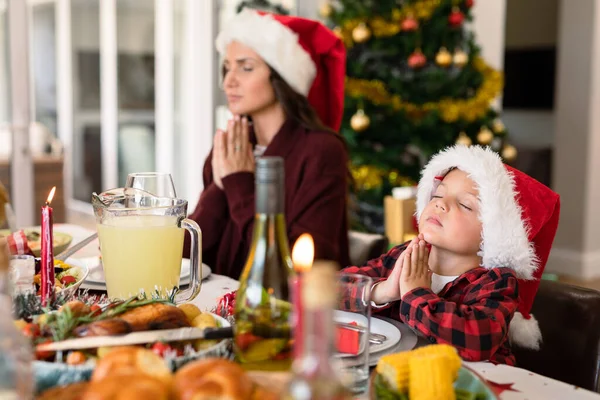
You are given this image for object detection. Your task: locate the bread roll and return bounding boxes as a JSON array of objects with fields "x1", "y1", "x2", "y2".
[
  {"x1": 251, "y1": 385, "x2": 279, "y2": 400},
  {"x1": 92, "y1": 346, "x2": 172, "y2": 387},
  {"x1": 36, "y1": 382, "x2": 89, "y2": 400},
  {"x1": 173, "y1": 358, "x2": 254, "y2": 400},
  {"x1": 82, "y1": 372, "x2": 170, "y2": 400}
]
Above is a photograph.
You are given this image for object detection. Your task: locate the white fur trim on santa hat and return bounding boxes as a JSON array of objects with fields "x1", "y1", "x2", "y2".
[
  {"x1": 509, "y1": 311, "x2": 542, "y2": 350},
  {"x1": 215, "y1": 9, "x2": 317, "y2": 96},
  {"x1": 416, "y1": 145, "x2": 539, "y2": 279}
]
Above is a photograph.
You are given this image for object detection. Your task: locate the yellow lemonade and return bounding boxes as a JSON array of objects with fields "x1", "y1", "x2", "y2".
[{"x1": 97, "y1": 215, "x2": 184, "y2": 299}]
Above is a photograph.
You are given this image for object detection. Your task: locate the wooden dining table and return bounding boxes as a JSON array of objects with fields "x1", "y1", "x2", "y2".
[{"x1": 58, "y1": 223, "x2": 600, "y2": 400}]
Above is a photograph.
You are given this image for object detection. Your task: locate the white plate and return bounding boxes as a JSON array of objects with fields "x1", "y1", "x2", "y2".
[
  {"x1": 74, "y1": 257, "x2": 211, "y2": 288},
  {"x1": 334, "y1": 310, "x2": 402, "y2": 355}
]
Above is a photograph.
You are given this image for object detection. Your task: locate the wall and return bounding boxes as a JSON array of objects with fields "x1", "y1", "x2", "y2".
[
  {"x1": 505, "y1": 0, "x2": 559, "y2": 48},
  {"x1": 502, "y1": 0, "x2": 559, "y2": 150},
  {"x1": 471, "y1": 0, "x2": 506, "y2": 71},
  {"x1": 548, "y1": 0, "x2": 600, "y2": 279},
  {"x1": 0, "y1": 2, "x2": 9, "y2": 124},
  {"x1": 31, "y1": 4, "x2": 56, "y2": 130}
]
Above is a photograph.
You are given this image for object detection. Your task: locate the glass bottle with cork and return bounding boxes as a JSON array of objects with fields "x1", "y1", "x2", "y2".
[
  {"x1": 234, "y1": 157, "x2": 295, "y2": 370},
  {"x1": 283, "y1": 261, "x2": 353, "y2": 399}
]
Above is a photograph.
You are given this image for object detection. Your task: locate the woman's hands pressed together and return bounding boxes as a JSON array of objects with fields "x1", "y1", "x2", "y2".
[{"x1": 212, "y1": 115, "x2": 255, "y2": 189}]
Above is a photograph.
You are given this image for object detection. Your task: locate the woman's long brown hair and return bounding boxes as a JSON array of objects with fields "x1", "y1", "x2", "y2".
[{"x1": 267, "y1": 67, "x2": 336, "y2": 134}]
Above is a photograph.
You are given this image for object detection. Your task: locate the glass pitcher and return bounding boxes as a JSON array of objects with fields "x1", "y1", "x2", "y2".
[{"x1": 92, "y1": 188, "x2": 202, "y2": 302}]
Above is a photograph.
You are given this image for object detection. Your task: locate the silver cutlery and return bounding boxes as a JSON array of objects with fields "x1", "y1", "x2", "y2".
[{"x1": 55, "y1": 232, "x2": 98, "y2": 261}]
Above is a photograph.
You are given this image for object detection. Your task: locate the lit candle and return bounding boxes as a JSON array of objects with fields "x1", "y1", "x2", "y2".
[
  {"x1": 290, "y1": 233, "x2": 314, "y2": 359},
  {"x1": 40, "y1": 186, "x2": 56, "y2": 306}
]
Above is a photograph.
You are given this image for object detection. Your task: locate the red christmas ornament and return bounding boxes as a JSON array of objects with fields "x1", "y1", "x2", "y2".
[
  {"x1": 408, "y1": 49, "x2": 427, "y2": 69},
  {"x1": 448, "y1": 7, "x2": 465, "y2": 27},
  {"x1": 401, "y1": 15, "x2": 419, "y2": 32},
  {"x1": 465, "y1": 0, "x2": 474, "y2": 8}
]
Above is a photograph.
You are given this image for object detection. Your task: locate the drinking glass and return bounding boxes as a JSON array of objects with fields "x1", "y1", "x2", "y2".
[
  {"x1": 9, "y1": 255, "x2": 35, "y2": 294},
  {"x1": 335, "y1": 273, "x2": 373, "y2": 394},
  {"x1": 125, "y1": 172, "x2": 177, "y2": 198}
]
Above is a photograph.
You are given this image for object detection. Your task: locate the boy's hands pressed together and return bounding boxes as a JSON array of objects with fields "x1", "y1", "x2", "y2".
[
  {"x1": 371, "y1": 235, "x2": 425, "y2": 305},
  {"x1": 370, "y1": 244, "x2": 406, "y2": 305},
  {"x1": 400, "y1": 234, "x2": 432, "y2": 296}
]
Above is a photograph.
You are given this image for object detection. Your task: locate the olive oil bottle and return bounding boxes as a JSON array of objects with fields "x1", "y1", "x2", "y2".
[{"x1": 234, "y1": 157, "x2": 295, "y2": 371}]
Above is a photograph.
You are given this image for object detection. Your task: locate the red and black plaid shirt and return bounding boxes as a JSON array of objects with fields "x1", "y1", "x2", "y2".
[{"x1": 342, "y1": 242, "x2": 519, "y2": 366}]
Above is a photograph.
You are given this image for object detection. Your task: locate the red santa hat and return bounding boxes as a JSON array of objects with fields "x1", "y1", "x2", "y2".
[
  {"x1": 415, "y1": 145, "x2": 561, "y2": 350},
  {"x1": 215, "y1": 9, "x2": 346, "y2": 131}
]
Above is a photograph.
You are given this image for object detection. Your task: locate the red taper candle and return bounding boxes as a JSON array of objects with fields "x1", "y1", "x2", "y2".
[{"x1": 40, "y1": 186, "x2": 56, "y2": 306}]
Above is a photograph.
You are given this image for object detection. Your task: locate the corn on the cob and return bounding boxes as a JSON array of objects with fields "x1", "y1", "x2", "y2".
[
  {"x1": 375, "y1": 344, "x2": 462, "y2": 396},
  {"x1": 411, "y1": 343, "x2": 462, "y2": 376},
  {"x1": 409, "y1": 353, "x2": 456, "y2": 400},
  {"x1": 377, "y1": 351, "x2": 412, "y2": 392}
]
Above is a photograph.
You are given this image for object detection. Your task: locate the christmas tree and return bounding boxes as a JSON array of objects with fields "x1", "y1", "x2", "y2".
[{"x1": 323, "y1": 0, "x2": 515, "y2": 233}]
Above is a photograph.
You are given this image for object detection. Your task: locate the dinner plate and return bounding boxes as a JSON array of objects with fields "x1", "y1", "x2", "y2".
[
  {"x1": 334, "y1": 310, "x2": 402, "y2": 356},
  {"x1": 0, "y1": 228, "x2": 73, "y2": 257},
  {"x1": 75, "y1": 257, "x2": 211, "y2": 289}
]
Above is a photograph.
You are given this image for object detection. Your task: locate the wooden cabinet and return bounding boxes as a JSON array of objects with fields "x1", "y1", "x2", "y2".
[{"x1": 0, "y1": 156, "x2": 66, "y2": 225}]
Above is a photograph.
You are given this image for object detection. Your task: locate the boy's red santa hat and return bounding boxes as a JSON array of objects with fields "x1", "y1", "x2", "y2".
[
  {"x1": 416, "y1": 145, "x2": 560, "y2": 350},
  {"x1": 215, "y1": 9, "x2": 346, "y2": 131}
]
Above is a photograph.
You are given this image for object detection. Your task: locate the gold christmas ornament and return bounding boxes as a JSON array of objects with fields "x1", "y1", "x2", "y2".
[
  {"x1": 477, "y1": 126, "x2": 494, "y2": 145},
  {"x1": 319, "y1": 2, "x2": 333, "y2": 18},
  {"x1": 350, "y1": 109, "x2": 371, "y2": 132},
  {"x1": 502, "y1": 144, "x2": 518, "y2": 162},
  {"x1": 453, "y1": 49, "x2": 469, "y2": 67},
  {"x1": 435, "y1": 47, "x2": 452, "y2": 67},
  {"x1": 492, "y1": 119, "x2": 505, "y2": 133},
  {"x1": 333, "y1": 26, "x2": 343, "y2": 40},
  {"x1": 456, "y1": 132, "x2": 472, "y2": 146},
  {"x1": 352, "y1": 23, "x2": 372, "y2": 43}
]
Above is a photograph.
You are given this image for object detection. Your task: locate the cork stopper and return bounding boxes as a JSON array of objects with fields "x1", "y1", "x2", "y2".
[
  {"x1": 0, "y1": 238, "x2": 9, "y2": 274},
  {"x1": 302, "y1": 261, "x2": 339, "y2": 309}
]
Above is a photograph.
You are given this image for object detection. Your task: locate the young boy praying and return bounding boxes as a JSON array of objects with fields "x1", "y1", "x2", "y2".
[{"x1": 344, "y1": 145, "x2": 560, "y2": 365}]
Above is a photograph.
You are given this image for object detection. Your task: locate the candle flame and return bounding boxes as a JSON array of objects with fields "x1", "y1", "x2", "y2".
[
  {"x1": 46, "y1": 186, "x2": 56, "y2": 204},
  {"x1": 292, "y1": 233, "x2": 314, "y2": 273}
]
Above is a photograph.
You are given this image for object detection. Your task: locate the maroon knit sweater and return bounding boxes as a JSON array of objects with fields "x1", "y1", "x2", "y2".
[{"x1": 183, "y1": 119, "x2": 350, "y2": 279}]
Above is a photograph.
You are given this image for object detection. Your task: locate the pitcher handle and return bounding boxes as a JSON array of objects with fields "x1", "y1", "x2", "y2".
[{"x1": 176, "y1": 218, "x2": 202, "y2": 304}]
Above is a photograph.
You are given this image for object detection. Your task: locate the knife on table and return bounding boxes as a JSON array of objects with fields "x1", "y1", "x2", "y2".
[
  {"x1": 55, "y1": 232, "x2": 98, "y2": 261},
  {"x1": 36, "y1": 326, "x2": 234, "y2": 352}
]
